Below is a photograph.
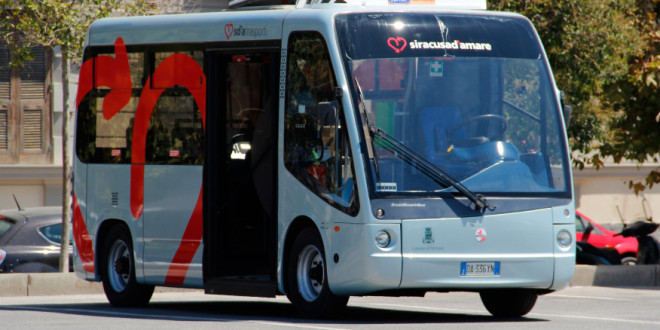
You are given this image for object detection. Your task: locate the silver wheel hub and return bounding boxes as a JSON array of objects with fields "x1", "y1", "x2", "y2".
[
  {"x1": 296, "y1": 244, "x2": 324, "y2": 302},
  {"x1": 107, "y1": 240, "x2": 131, "y2": 292}
]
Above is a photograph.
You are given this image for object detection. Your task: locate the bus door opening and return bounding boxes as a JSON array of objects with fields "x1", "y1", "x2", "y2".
[{"x1": 203, "y1": 50, "x2": 279, "y2": 296}]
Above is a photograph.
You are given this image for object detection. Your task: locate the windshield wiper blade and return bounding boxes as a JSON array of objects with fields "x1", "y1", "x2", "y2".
[
  {"x1": 372, "y1": 127, "x2": 494, "y2": 212},
  {"x1": 354, "y1": 77, "x2": 381, "y2": 185}
]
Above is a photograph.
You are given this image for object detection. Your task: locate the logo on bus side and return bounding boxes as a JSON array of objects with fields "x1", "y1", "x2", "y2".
[
  {"x1": 225, "y1": 24, "x2": 234, "y2": 39},
  {"x1": 225, "y1": 23, "x2": 268, "y2": 40}
]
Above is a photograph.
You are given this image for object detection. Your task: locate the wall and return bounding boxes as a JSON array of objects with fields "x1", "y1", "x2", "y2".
[{"x1": 574, "y1": 161, "x2": 660, "y2": 228}]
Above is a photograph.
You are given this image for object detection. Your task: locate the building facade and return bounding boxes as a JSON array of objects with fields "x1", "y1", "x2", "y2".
[{"x1": 0, "y1": 43, "x2": 62, "y2": 209}]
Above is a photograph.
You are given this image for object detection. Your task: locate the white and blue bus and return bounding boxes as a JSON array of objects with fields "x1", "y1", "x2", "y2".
[{"x1": 72, "y1": 0, "x2": 575, "y2": 318}]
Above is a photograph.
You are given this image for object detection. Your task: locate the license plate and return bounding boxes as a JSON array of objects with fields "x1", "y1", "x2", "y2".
[{"x1": 460, "y1": 262, "x2": 500, "y2": 276}]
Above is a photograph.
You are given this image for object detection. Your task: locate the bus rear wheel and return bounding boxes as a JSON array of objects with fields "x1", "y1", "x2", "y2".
[
  {"x1": 286, "y1": 228, "x2": 348, "y2": 318},
  {"x1": 479, "y1": 289, "x2": 537, "y2": 317},
  {"x1": 101, "y1": 225, "x2": 154, "y2": 307}
]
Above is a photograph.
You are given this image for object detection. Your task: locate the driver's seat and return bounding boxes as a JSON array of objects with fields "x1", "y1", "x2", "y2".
[{"x1": 421, "y1": 107, "x2": 466, "y2": 159}]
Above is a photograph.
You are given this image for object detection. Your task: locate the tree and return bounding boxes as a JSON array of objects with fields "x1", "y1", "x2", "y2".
[
  {"x1": 490, "y1": 0, "x2": 660, "y2": 193},
  {"x1": 489, "y1": 0, "x2": 644, "y2": 162},
  {"x1": 599, "y1": 0, "x2": 660, "y2": 194},
  {"x1": 0, "y1": 0, "x2": 157, "y2": 272}
]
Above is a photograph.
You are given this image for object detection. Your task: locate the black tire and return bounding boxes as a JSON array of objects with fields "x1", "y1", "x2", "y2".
[
  {"x1": 101, "y1": 225, "x2": 154, "y2": 307},
  {"x1": 13, "y1": 262, "x2": 57, "y2": 273},
  {"x1": 286, "y1": 228, "x2": 348, "y2": 318},
  {"x1": 621, "y1": 253, "x2": 637, "y2": 266},
  {"x1": 479, "y1": 289, "x2": 538, "y2": 317}
]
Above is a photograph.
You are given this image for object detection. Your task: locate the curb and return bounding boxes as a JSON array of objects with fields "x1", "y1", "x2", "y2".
[
  {"x1": 0, "y1": 266, "x2": 657, "y2": 297},
  {"x1": 570, "y1": 264, "x2": 660, "y2": 287},
  {"x1": 0, "y1": 273, "x2": 195, "y2": 297}
]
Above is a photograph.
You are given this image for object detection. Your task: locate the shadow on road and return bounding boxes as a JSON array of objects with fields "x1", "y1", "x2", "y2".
[{"x1": 0, "y1": 299, "x2": 548, "y2": 325}]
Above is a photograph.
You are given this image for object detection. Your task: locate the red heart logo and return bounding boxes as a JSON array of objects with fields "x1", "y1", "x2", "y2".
[
  {"x1": 225, "y1": 24, "x2": 234, "y2": 40},
  {"x1": 387, "y1": 37, "x2": 407, "y2": 53}
]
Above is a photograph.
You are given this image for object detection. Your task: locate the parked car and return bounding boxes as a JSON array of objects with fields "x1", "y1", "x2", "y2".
[
  {"x1": 575, "y1": 210, "x2": 638, "y2": 265},
  {"x1": 0, "y1": 206, "x2": 72, "y2": 273}
]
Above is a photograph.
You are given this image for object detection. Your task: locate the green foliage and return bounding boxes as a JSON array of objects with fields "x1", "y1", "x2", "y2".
[
  {"x1": 598, "y1": 0, "x2": 660, "y2": 194},
  {"x1": 491, "y1": 0, "x2": 644, "y2": 162},
  {"x1": 491, "y1": 0, "x2": 660, "y2": 192},
  {"x1": 0, "y1": 0, "x2": 154, "y2": 66}
]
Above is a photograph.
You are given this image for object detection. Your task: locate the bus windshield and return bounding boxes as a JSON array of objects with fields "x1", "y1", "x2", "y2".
[{"x1": 336, "y1": 13, "x2": 570, "y2": 197}]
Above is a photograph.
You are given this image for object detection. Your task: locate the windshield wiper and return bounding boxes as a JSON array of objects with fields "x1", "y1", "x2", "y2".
[
  {"x1": 354, "y1": 77, "x2": 381, "y2": 185},
  {"x1": 372, "y1": 127, "x2": 495, "y2": 212}
]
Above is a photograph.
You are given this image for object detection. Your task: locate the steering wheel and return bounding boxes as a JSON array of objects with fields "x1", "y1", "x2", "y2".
[{"x1": 447, "y1": 114, "x2": 507, "y2": 147}]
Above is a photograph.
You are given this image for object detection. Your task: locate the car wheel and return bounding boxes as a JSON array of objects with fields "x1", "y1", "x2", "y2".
[
  {"x1": 479, "y1": 289, "x2": 538, "y2": 317},
  {"x1": 286, "y1": 228, "x2": 348, "y2": 318},
  {"x1": 13, "y1": 262, "x2": 57, "y2": 273},
  {"x1": 101, "y1": 225, "x2": 154, "y2": 307},
  {"x1": 621, "y1": 254, "x2": 637, "y2": 266}
]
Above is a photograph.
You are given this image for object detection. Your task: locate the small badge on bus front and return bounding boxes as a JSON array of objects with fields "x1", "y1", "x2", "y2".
[
  {"x1": 475, "y1": 228, "x2": 487, "y2": 242},
  {"x1": 423, "y1": 227, "x2": 434, "y2": 244}
]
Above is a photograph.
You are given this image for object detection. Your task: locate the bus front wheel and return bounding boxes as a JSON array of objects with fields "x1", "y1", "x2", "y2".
[
  {"x1": 101, "y1": 225, "x2": 154, "y2": 307},
  {"x1": 286, "y1": 228, "x2": 348, "y2": 318},
  {"x1": 479, "y1": 289, "x2": 538, "y2": 317}
]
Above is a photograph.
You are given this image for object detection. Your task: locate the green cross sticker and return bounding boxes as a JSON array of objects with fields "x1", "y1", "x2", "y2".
[{"x1": 430, "y1": 60, "x2": 443, "y2": 77}]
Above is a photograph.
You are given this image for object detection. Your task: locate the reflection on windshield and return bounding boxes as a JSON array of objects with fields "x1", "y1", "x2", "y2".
[{"x1": 349, "y1": 57, "x2": 567, "y2": 195}]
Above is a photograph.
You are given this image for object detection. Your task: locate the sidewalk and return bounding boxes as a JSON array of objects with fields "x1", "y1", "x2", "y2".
[
  {"x1": 0, "y1": 273, "x2": 193, "y2": 297},
  {"x1": 570, "y1": 264, "x2": 660, "y2": 287},
  {"x1": 0, "y1": 265, "x2": 657, "y2": 297}
]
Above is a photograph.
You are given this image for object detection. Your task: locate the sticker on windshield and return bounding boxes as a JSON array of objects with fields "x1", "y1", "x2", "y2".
[
  {"x1": 387, "y1": 37, "x2": 407, "y2": 54},
  {"x1": 386, "y1": 37, "x2": 492, "y2": 54},
  {"x1": 410, "y1": 40, "x2": 492, "y2": 51},
  {"x1": 430, "y1": 60, "x2": 443, "y2": 77},
  {"x1": 377, "y1": 182, "x2": 397, "y2": 192}
]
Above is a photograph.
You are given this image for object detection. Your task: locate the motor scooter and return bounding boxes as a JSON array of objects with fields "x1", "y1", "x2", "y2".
[{"x1": 615, "y1": 200, "x2": 660, "y2": 264}]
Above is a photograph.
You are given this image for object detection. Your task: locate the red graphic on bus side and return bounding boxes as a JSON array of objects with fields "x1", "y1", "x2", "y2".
[{"x1": 75, "y1": 37, "x2": 207, "y2": 284}]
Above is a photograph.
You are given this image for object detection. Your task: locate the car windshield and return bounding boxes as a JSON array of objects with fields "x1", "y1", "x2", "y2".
[
  {"x1": 0, "y1": 219, "x2": 12, "y2": 239},
  {"x1": 38, "y1": 223, "x2": 73, "y2": 246},
  {"x1": 336, "y1": 13, "x2": 570, "y2": 196}
]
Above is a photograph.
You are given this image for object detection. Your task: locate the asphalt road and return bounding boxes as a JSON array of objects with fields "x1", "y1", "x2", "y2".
[{"x1": 0, "y1": 286, "x2": 658, "y2": 329}]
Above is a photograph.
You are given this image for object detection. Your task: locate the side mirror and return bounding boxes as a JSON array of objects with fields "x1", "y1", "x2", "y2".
[
  {"x1": 560, "y1": 91, "x2": 572, "y2": 127},
  {"x1": 582, "y1": 222, "x2": 594, "y2": 240}
]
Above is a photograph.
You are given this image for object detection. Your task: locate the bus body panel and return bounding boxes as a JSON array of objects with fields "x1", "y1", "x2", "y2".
[
  {"x1": 85, "y1": 164, "x2": 142, "y2": 278},
  {"x1": 142, "y1": 165, "x2": 203, "y2": 287},
  {"x1": 72, "y1": 156, "x2": 92, "y2": 280},
  {"x1": 552, "y1": 223, "x2": 576, "y2": 290},
  {"x1": 400, "y1": 208, "x2": 555, "y2": 289},
  {"x1": 87, "y1": 10, "x2": 291, "y2": 46},
  {"x1": 327, "y1": 222, "x2": 403, "y2": 295}
]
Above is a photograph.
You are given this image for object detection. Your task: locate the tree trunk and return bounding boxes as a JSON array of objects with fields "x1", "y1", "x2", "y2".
[{"x1": 59, "y1": 47, "x2": 72, "y2": 273}]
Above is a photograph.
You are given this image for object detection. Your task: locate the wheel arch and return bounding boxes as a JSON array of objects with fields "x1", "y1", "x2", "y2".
[
  {"x1": 281, "y1": 215, "x2": 320, "y2": 295},
  {"x1": 95, "y1": 219, "x2": 131, "y2": 279}
]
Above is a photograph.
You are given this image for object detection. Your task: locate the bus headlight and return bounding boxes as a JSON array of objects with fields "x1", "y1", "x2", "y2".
[
  {"x1": 557, "y1": 229, "x2": 572, "y2": 249},
  {"x1": 375, "y1": 230, "x2": 391, "y2": 248}
]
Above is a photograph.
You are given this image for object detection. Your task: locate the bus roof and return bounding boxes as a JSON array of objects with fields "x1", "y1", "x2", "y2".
[
  {"x1": 86, "y1": 0, "x2": 489, "y2": 47},
  {"x1": 229, "y1": 0, "x2": 486, "y2": 10}
]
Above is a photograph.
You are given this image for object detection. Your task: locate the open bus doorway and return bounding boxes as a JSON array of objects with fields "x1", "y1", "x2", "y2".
[{"x1": 203, "y1": 49, "x2": 279, "y2": 296}]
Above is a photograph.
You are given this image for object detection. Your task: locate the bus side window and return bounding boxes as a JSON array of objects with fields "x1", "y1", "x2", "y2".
[
  {"x1": 76, "y1": 50, "x2": 144, "y2": 164},
  {"x1": 284, "y1": 32, "x2": 358, "y2": 215},
  {"x1": 146, "y1": 50, "x2": 204, "y2": 165}
]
